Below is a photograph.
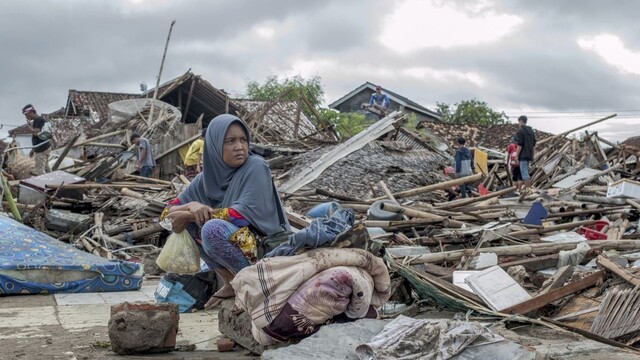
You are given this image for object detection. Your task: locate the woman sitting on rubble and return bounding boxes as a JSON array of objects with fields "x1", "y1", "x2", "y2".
[{"x1": 162, "y1": 114, "x2": 290, "y2": 308}]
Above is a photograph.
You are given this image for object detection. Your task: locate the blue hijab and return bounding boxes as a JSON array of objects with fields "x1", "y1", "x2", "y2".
[{"x1": 178, "y1": 114, "x2": 289, "y2": 236}]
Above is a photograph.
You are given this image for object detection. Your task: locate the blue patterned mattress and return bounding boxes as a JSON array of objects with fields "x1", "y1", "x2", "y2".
[{"x1": 0, "y1": 216, "x2": 143, "y2": 295}]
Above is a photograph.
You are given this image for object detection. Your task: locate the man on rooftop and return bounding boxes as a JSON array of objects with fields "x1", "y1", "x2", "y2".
[{"x1": 368, "y1": 85, "x2": 390, "y2": 116}]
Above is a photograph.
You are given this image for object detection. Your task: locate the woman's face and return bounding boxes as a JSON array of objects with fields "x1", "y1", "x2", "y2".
[{"x1": 222, "y1": 123, "x2": 249, "y2": 168}]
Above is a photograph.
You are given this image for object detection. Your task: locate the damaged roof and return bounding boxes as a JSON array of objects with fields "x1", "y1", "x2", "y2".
[
  {"x1": 420, "y1": 122, "x2": 557, "y2": 151},
  {"x1": 142, "y1": 70, "x2": 240, "y2": 124},
  {"x1": 235, "y1": 99, "x2": 323, "y2": 145},
  {"x1": 329, "y1": 82, "x2": 441, "y2": 120},
  {"x1": 65, "y1": 90, "x2": 139, "y2": 124}
]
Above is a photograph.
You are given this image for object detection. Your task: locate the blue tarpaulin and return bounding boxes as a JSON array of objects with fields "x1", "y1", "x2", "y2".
[{"x1": 0, "y1": 216, "x2": 143, "y2": 295}]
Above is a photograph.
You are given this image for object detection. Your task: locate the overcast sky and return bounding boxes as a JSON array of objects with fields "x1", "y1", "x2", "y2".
[{"x1": 1, "y1": 0, "x2": 638, "y2": 142}]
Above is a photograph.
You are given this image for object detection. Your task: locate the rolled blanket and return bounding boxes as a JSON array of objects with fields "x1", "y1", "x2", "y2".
[{"x1": 232, "y1": 248, "x2": 391, "y2": 345}]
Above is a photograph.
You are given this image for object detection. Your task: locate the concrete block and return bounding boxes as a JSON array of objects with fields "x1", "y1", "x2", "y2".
[
  {"x1": 216, "y1": 337, "x2": 235, "y2": 352},
  {"x1": 108, "y1": 302, "x2": 179, "y2": 355},
  {"x1": 217, "y1": 299, "x2": 265, "y2": 355}
]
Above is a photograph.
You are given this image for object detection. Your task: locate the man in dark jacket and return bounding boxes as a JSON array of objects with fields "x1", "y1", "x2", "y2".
[
  {"x1": 454, "y1": 137, "x2": 475, "y2": 198},
  {"x1": 513, "y1": 115, "x2": 537, "y2": 191}
]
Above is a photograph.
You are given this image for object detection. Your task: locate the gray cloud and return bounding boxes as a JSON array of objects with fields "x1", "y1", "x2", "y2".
[{"x1": 0, "y1": 0, "x2": 639, "y2": 143}]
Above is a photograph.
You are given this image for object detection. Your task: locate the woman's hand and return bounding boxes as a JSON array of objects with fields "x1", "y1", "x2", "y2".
[
  {"x1": 187, "y1": 202, "x2": 212, "y2": 227},
  {"x1": 166, "y1": 211, "x2": 194, "y2": 233}
]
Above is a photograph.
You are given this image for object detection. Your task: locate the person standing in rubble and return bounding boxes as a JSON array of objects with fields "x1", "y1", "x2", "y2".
[
  {"x1": 183, "y1": 128, "x2": 206, "y2": 180},
  {"x1": 163, "y1": 114, "x2": 290, "y2": 309},
  {"x1": 369, "y1": 85, "x2": 390, "y2": 116},
  {"x1": 130, "y1": 133, "x2": 156, "y2": 178},
  {"x1": 506, "y1": 137, "x2": 522, "y2": 191},
  {"x1": 22, "y1": 104, "x2": 51, "y2": 176},
  {"x1": 454, "y1": 137, "x2": 474, "y2": 198},
  {"x1": 513, "y1": 115, "x2": 537, "y2": 192}
]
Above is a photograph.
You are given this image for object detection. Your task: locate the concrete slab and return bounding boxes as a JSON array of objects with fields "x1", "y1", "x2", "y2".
[
  {"x1": 55, "y1": 292, "x2": 106, "y2": 305},
  {"x1": 0, "y1": 294, "x2": 56, "y2": 308},
  {"x1": 58, "y1": 304, "x2": 111, "y2": 330},
  {"x1": 99, "y1": 291, "x2": 153, "y2": 304},
  {"x1": 0, "y1": 306, "x2": 58, "y2": 327}
]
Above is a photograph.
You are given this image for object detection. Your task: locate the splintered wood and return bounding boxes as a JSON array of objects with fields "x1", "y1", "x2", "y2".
[{"x1": 591, "y1": 289, "x2": 640, "y2": 339}]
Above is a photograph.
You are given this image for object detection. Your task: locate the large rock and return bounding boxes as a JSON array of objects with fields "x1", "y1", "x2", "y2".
[
  {"x1": 218, "y1": 299, "x2": 266, "y2": 355},
  {"x1": 108, "y1": 302, "x2": 179, "y2": 355}
]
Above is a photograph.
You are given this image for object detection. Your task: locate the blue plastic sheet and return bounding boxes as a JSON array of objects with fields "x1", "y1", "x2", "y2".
[{"x1": 0, "y1": 216, "x2": 143, "y2": 295}]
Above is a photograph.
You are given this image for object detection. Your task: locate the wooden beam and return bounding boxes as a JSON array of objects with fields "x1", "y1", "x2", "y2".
[
  {"x1": 498, "y1": 254, "x2": 560, "y2": 272},
  {"x1": 181, "y1": 77, "x2": 197, "y2": 122},
  {"x1": 538, "y1": 265, "x2": 574, "y2": 295},
  {"x1": 501, "y1": 271, "x2": 604, "y2": 315},
  {"x1": 73, "y1": 130, "x2": 126, "y2": 147},
  {"x1": 52, "y1": 133, "x2": 81, "y2": 171},
  {"x1": 154, "y1": 134, "x2": 200, "y2": 161},
  {"x1": 596, "y1": 255, "x2": 640, "y2": 287}
]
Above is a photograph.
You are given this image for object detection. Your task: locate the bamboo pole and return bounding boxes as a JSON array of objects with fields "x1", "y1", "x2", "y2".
[
  {"x1": 380, "y1": 202, "x2": 445, "y2": 222},
  {"x1": 626, "y1": 199, "x2": 640, "y2": 212},
  {"x1": 52, "y1": 133, "x2": 81, "y2": 171},
  {"x1": 2, "y1": 174, "x2": 21, "y2": 222},
  {"x1": 538, "y1": 114, "x2": 617, "y2": 145},
  {"x1": 371, "y1": 173, "x2": 482, "y2": 200},
  {"x1": 573, "y1": 163, "x2": 622, "y2": 190},
  {"x1": 46, "y1": 183, "x2": 169, "y2": 190},
  {"x1": 437, "y1": 186, "x2": 517, "y2": 210},
  {"x1": 508, "y1": 219, "x2": 596, "y2": 237},
  {"x1": 80, "y1": 142, "x2": 127, "y2": 149},
  {"x1": 73, "y1": 130, "x2": 126, "y2": 147},
  {"x1": 148, "y1": 20, "x2": 176, "y2": 125},
  {"x1": 124, "y1": 174, "x2": 172, "y2": 186},
  {"x1": 545, "y1": 206, "x2": 628, "y2": 220},
  {"x1": 575, "y1": 195, "x2": 627, "y2": 206},
  {"x1": 408, "y1": 240, "x2": 640, "y2": 264},
  {"x1": 113, "y1": 224, "x2": 164, "y2": 242}
]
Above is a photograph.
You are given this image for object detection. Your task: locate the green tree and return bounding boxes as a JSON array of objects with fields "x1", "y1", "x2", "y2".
[
  {"x1": 319, "y1": 109, "x2": 368, "y2": 139},
  {"x1": 435, "y1": 99, "x2": 508, "y2": 126},
  {"x1": 244, "y1": 75, "x2": 324, "y2": 109}
]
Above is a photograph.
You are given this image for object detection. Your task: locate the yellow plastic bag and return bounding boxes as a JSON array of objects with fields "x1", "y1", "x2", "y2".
[{"x1": 156, "y1": 231, "x2": 201, "y2": 274}]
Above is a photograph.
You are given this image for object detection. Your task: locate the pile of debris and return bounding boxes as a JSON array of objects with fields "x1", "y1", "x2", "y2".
[{"x1": 2, "y1": 84, "x2": 640, "y2": 357}]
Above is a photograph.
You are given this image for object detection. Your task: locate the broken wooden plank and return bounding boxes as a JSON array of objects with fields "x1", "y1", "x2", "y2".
[
  {"x1": 590, "y1": 289, "x2": 640, "y2": 339},
  {"x1": 498, "y1": 254, "x2": 560, "y2": 272},
  {"x1": 596, "y1": 255, "x2": 640, "y2": 287},
  {"x1": 538, "y1": 265, "x2": 574, "y2": 295},
  {"x1": 52, "y1": 133, "x2": 81, "y2": 171},
  {"x1": 501, "y1": 271, "x2": 604, "y2": 315}
]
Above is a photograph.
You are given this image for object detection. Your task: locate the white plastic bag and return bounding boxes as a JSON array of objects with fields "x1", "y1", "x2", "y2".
[{"x1": 156, "y1": 231, "x2": 201, "y2": 274}]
